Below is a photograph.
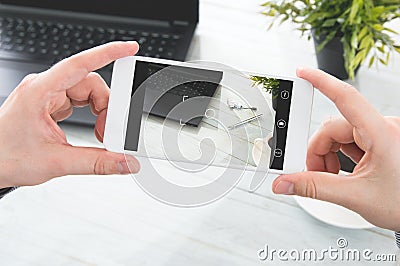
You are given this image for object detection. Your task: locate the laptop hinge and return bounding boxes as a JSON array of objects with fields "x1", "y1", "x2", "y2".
[{"x1": 172, "y1": 20, "x2": 190, "y2": 26}]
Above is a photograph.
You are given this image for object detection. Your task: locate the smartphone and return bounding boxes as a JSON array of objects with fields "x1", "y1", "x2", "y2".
[{"x1": 104, "y1": 56, "x2": 313, "y2": 174}]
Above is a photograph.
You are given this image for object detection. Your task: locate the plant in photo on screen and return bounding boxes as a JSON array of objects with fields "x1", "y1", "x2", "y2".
[
  {"x1": 260, "y1": 0, "x2": 400, "y2": 80},
  {"x1": 250, "y1": 76, "x2": 280, "y2": 110},
  {"x1": 250, "y1": 75, "x2": 280, "y2": 99}
]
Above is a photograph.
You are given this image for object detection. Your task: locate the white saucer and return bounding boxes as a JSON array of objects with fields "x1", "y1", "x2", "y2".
[{"x1": 294, "y1": 196, "x2": 374, "y2": 229}]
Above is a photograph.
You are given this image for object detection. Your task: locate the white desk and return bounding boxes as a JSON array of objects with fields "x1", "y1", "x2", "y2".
[{"x1": 1, "y1": 0, "x2": 400, "y2": 265}]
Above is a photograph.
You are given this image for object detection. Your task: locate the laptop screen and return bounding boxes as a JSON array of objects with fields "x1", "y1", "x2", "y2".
[{"x1": 1, "y1": 0, "x2": 199, "y2": 22}]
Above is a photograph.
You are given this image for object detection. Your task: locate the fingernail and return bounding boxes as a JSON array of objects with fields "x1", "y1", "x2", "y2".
[
  {"x1": 274, "y1": 181, "x2": 295, "y2": 195},
  {"x1": 128, "y1": 41, "x2": 139, "y2": 49},
  {"x1": 296, "y1": 67, "x2": 305, "y2": 76},
  {"x1": 118, "y1": 160, "x2": 140, "y2": 174}
]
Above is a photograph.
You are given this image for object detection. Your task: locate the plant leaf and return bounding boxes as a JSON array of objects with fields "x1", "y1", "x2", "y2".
[
  {"x1": 351, "y1": 31, "x2": 358, "y2": 49},
  {"x1": 354, "y1": 49, "x2": 367, "y2": 67},
  {"x1": 316, "y1": 30, "x2": 336, "y2": 52},
  {"x1": 371, "y1": 6, "x2": 385, "y2": 18},
  {"x1": 268, "y1": 21, "x2": 274, "y2": 30},
  {"x1": 378, "y1": 44, "x2": 385, "y2": 53},
  {"x1": 357, "y1": 26, "x2": 368, "y2": 41},
  {"x1": 383, "y1": 27, "x2": 398, "y2": 34},
  {"x1": 386, "y1": 52, "x2": 390, "y2": 64},
  {"x1": 349, "y1": 0, "x2": 359, "y2": 24},
  {"x1": 359, "y1": 34, "x2": 373, "y2": 50},
  {"x1": 368, "y1": 55, "x2": 375, "y2": 68},
  {"x1": 373, "y1": 24, "x2": 384, "y2": 31},
  {"x1": 322, "y1": 19, "x2": 337, "y2": 27}
]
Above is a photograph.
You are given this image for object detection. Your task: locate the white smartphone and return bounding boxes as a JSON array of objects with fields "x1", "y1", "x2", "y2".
[{"x1": 104, "y1": 56, "x2": 313, "y2": 174}]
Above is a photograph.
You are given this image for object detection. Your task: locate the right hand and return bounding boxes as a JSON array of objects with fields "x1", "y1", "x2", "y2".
[{"x1": 272, "y1": 68, "x2": 400, "y2": 231}]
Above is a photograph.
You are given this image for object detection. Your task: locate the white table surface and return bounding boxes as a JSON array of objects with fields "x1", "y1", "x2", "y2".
[{"x1": 1, "y1": 0, "x2": 400, "y2": 265}]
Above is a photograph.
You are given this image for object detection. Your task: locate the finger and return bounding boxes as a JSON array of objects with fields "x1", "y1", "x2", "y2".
[
  {"x1": 51, "y1": 98, "x2": 73, "y2": 121},
  {"x1": 89, "y1": 100, "x2": 100, "y2": 116},
  {"x1": 324, "y1": 151, "x2": 340, "y2": 174},
  {"x1": 66, "y1": 72, "x2": 110, "y2": 115},
  {"x1": 307, "y1": 116, "x2": 353, "y2": 172},
  {"x1": 272, "y1": 172, "x2": 364, "y2": 212},
  {"x1": 95, "y1": 128, "x2": 103, "y2": 143},
  {"x1": 51, "y1": 106, "x2": 74, "y2": 122},
  {"x1": 95, "y1": 109, "x2": 107, "y2": 143},
  {"x1": 35, "y1": 41, "x2": 139, "y2": 92},
  {"x1": 297, "y1": 67, "x2": 387, "y2": 152},
  {"x1": 53, "y1": 97, "x2": 72, "y2": 113},
  {"x1": 387, "y1": 116, "x2": 400, "y2": 127},
  {"x1": 59, "y1": 146, "x2": 140, "y2": 175},
  {"x1": 70, "y1": 99, "x2": 89, "y2": 108},
  {"x1": 340, "y1": 143, "x2": 365, "y2": 163}
]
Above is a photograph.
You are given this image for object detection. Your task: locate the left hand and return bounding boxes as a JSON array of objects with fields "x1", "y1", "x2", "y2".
[{"x1": 0, "y1": 41, "x2": 140, "y2": 188}]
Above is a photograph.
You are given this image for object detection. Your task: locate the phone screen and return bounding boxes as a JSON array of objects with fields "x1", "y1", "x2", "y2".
[{"x1": 123, "y1": 60, "x2": 293, "y2": 171}]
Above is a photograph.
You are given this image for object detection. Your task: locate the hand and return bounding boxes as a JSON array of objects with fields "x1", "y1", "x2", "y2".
[
  {"x1": 272, "y1": 68, "x2": 400, "y2": 231},
  {"x1": 0, "y1": 42, "x2": 141, "y2": 188}
]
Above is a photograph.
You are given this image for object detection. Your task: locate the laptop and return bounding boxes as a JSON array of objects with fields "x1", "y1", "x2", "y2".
[
  {"x1": 134, "y1": 60, "x2": 223, "y2": 127},
  {"x1": 0, "y1": 0, "x2": 199, "y2": 125}
]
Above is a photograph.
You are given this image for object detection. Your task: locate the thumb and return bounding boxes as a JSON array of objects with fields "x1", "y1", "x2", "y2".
[
  {"x1": 272, "y1": 171, "x2": 362, "y2": 209},
  {"x1": 59, "y1": 146, "x2": 140, "y2": 175}
]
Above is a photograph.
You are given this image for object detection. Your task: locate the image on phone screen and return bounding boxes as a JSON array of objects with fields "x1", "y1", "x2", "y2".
[{"x1": 123, "y1": 60, "x2": 293, "y2": 171}]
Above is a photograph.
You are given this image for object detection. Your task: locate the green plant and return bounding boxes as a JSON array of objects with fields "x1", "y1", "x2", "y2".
[
  {"x1": 261, "y1": 0, "x2": 400, "y2": 79},
  {"x1": 250, "y1": 76, "x2": 280, "y2": 98}
]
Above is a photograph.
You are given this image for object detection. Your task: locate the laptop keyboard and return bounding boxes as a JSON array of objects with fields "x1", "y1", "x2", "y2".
[
  {"x1": 150, "y1": 79, "x2": 213, "y2": 98},
  {"x1": 0, "y1": 16, "x2": 184, "y2": 65},
  {"x1": 146, "y1": 64, "x2": 217, "y2": 98}
]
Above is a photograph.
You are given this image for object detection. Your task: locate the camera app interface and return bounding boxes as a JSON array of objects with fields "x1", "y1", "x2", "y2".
[{"x1": 124, "y1": 60, "x2": 293, "y2": 171}]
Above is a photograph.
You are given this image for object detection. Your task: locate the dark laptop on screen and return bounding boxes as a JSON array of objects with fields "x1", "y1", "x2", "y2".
[{"x1": 0, "y1": 0, "x2": 199, "y2": 125}]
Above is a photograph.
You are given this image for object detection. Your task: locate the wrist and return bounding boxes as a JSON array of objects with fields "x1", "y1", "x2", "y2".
[{"x1": 0, "y1": 160, "x2": 20, "y2": 188}]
